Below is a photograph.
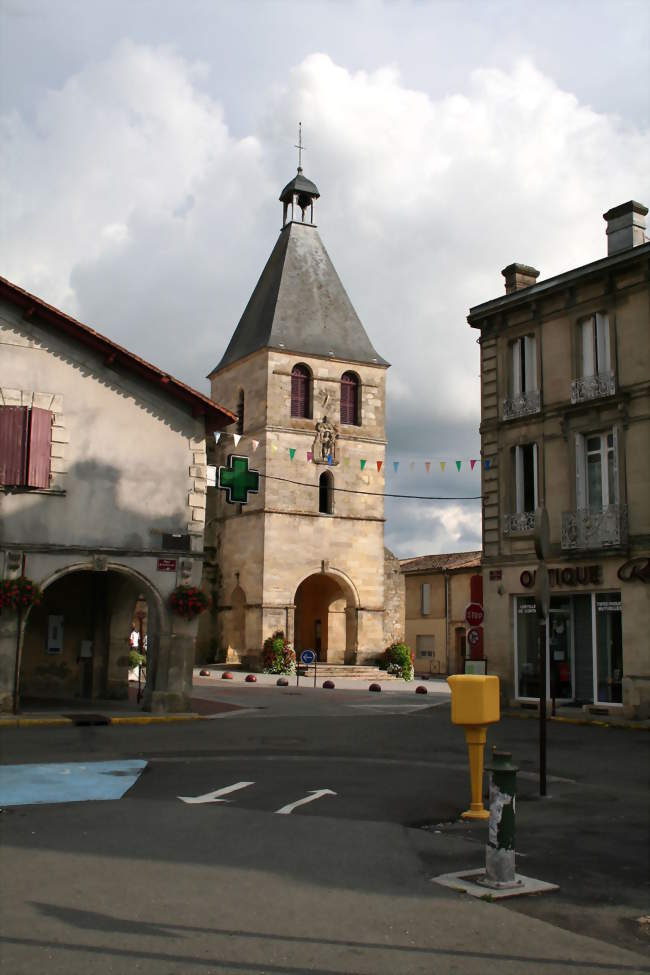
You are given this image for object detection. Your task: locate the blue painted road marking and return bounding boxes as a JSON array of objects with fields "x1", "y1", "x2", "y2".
[{"x1": 0, "y1": 760, "x2": 147, "y2": 807}]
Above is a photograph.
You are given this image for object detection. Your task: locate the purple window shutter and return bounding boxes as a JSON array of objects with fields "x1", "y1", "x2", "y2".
[
  {"x1": 0, "y1": 406, "x2": 29, "y2": 486},
  {"x1": 291, "y1": 367, "x2": 309, "y2": 418},
  {"x1": 27, "y1": 408, "x2": 52, "y2": 488},
  {"x1": 341, "y1": 373, "x2": 358, "y2": 425}
]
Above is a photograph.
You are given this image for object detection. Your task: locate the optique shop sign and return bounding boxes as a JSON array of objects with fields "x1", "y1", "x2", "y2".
[{"x1": 520, "y1": 565, "x2": 602, "y2": 588}]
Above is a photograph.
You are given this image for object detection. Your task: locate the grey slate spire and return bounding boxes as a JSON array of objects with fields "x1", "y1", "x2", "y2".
[{"x1": 210, "y1": 172, "x2": 388, "y2": 375}]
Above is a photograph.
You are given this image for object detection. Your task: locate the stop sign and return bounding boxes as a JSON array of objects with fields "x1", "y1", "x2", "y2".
[{"x1": 465, "y1": 602, "x2": 484, "y2": 627}]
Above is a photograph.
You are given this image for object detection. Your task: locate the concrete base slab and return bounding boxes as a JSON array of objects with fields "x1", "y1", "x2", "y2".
[{"x1": 431, "y1": 868, "x2": 559, "y2": 899}]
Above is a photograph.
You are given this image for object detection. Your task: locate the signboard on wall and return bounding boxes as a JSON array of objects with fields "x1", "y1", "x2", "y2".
[
  {"x1": 47, "y1": 615, "x2": 64, "y2": 654},
  {"x1": 157, "y1": 559, "x2": 177, "y2": 572}
]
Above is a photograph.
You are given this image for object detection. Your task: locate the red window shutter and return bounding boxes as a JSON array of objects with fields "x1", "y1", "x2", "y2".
[
  {"x1": 27, "y1": 408, "x2": 52, "y2": 488},
  {"x1": 0, "y1": 406, "x2": 29, "y2": 486},
  {"x1": 340, "y1": 373, "x2": 358, "y2": 425},
  {"x1": 291, "y1": 367, "x2": 309, "y2": 418}
]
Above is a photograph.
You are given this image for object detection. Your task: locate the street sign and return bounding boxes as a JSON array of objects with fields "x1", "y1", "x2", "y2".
[
  {"x1": 466, "y1": 626, "x2": 484, "y2": 659},
  {"x1": 218, "y1": 455, "x2": 260, "y2": 504},
  {"x1": 157, "y1": 558, "x2": 177, "y2": 572},
  {"x1": 300, "y1": 649, "x2": 316, "y2": 665},
  {"x1": 467, "y1": 627, "x2": 481, "y2": 647},
  {"x1": 465, "y1": 602, "x2": 484, "y2": 627}
]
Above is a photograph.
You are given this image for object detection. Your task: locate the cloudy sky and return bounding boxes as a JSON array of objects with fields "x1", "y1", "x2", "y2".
[{"x1": 2, "y1": 0, "x2": 649, "y2": 556}]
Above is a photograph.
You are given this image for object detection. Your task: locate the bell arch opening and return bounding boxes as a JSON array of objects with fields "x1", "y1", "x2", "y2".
[{"x1": 18, "y1": 566, "x2": 163, "y2": 709}]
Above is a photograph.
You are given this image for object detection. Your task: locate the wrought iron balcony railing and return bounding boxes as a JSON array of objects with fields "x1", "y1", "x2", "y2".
[
  {"x1": 502, "y1": 389, "x2": 540, "y2": 420},
  {"x1": 561, "y1": 505, "x2": 628, "y2": 550},
  {"x1": 503, "y1": 511, "x2": 536, "y2": 535},
  {"x1": 570, "y1": 371, "x2": 616, "y2": 404}
]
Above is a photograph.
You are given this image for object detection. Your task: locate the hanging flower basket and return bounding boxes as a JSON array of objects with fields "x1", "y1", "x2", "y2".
[
  {"x1": 168, "y1": 585, "x2": 210, "y2": 620},
  {"x1": 0, "y1": 576, "x2": 42, "y2": 612}
]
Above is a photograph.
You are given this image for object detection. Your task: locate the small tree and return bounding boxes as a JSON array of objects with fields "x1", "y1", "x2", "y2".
[
  {"x1": 262, "y1": 631, "x2": 296, "y2": 675},
  {"x1": 378, "y1": 642, "x2": 414, "y2": 681}
]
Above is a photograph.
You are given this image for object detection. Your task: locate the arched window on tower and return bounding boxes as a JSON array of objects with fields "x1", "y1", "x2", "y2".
[
  {"x1": 319, "y1": 470, "x2": 333, "y2": 514},
  {"x1": 291, "y1": 364, "x2": 311, "y2": 418},
  {"x1": 340, "y1": 371, "x2": 360, "y2": 426},
  {"x1": 236, "y1": 389, "x2": 245, "y2": 435}
]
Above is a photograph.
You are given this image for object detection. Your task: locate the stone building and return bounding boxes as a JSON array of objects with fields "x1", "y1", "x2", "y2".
[
  {"x1": 468, "y1": 201, "x2": 650, "y2": 718},
  {"x1": 400, "y1": 552, "x2": 481, "y2": 677},
  {"x1": 202, "y1": 166, "x2": 391, "y2": 667},
  {"x1": 0, "y1": 276, "x2": 234, "y2": 713}
]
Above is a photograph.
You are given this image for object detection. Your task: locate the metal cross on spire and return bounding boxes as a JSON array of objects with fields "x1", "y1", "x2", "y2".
[{"x1": 294, "y1": 122, "x2": 305, "y2": 172}]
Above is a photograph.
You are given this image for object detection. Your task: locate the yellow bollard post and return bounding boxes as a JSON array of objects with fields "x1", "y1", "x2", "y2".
[{"x1": 447, "y1": 675, "x2": 500, "y2": 821}]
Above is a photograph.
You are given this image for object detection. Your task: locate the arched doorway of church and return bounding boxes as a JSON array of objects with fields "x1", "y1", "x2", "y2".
[
  {"x1": 18, "y1": 567, "x2": 162, "y2": 708},
  {"x1": 293, "y1": 573, "x2": 357, "y2": 664}
]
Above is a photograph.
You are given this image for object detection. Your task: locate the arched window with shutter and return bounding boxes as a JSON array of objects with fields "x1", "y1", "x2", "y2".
[
  {"x1": 236, "y1": 389, "x2": 245, "y2": 435},
  {"x1": 340, "y1": 371, "x2": 360, "y2": 426},
  {"x1": 291, "y1": 364, "x2": 311, "y2": 418},
  {"x1": 319, "y1": 470, "x2": 333, "y2": 514}
]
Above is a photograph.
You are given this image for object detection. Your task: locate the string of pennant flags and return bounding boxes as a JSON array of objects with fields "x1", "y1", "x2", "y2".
[{"x1": 213, "y1": 431, "x2": 490, "y2": 471}]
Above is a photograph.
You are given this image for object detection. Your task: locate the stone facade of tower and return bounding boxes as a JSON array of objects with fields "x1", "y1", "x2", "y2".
[{"x1": 201, "y1": 171, "x2": 390, "y2": 668}]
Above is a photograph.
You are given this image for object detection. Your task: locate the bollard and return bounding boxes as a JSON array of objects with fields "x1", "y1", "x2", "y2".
[{"x1": 479, "y1": 747, "x2": 521, "y2": 888}]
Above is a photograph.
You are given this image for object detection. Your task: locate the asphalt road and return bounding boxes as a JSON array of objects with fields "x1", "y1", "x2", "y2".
[{"x1": 0, "y1": 684, "x2": 648, "y2": 974}]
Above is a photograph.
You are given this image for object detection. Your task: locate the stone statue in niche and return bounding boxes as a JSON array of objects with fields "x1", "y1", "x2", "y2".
[{"x1": 313, "y1": 415, "x2": 339, "y2": 465}]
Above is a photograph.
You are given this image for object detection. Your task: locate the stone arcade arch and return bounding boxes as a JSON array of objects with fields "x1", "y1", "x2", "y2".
[
  {"x1": 293, "y1": 569, "x2": 359, "y2": 664},
  {"x1": 18, "y1": 564, "x2": 165, "y2": 709}
]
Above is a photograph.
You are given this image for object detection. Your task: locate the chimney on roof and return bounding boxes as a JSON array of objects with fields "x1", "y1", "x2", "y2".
[
  {"x1": 603, "y1": 201, "x2": 648, "y2": 256},
  {"x1": 501, "y1": 263, "x2": 540, "y2": 294}
]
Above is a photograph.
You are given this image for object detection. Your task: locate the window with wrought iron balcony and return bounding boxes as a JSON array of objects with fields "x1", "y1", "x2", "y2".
[
  {"x1": 570, "y1": 313, "x2": 616, "y2": 404},
  {"x1": 561, "y1": 429, "x2": 627, "y2": 550},
  {"x1": 502, "y1": 334, "x2": 540, "y2": 420},
  {"x1": 503, "y1": 442, "x2": 538, "y2": 535}
]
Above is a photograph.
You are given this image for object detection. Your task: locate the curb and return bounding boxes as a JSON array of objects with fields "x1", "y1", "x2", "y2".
[
  {"x1": 503, "y1": 711, "x2": 650, "y2": 731},
  {"x1": 0, "y1": 713, "x2": 205, "y2": 729}
]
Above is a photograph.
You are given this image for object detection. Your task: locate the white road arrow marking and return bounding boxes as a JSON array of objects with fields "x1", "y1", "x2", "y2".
[
  {"x1": 275, "y1": 789, "x2": 337, "y2": 815},
  {"x1": 178, "y1": 781, "x2": 254, "y2": 804}
]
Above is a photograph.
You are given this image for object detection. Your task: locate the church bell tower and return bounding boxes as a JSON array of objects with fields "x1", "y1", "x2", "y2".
[{"x1": 205, "y1": 150, "x2": 389, "y2": 667}]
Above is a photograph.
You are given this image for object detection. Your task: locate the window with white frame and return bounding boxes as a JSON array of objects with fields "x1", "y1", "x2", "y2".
[
  {"x1": 420, "y1": 583, "x2": 431, "y2": 616},
  {"x1": 580, "y1": 313, "x2": 610, "y2": 377},
  {"x1": 511, "y1": 335, "x2": 537, "y2": 395},
  {"x1": 576, "y1": 430, "x2": 618, "y2": 511},
  {"x1": 514, "y1": 443, "x2": 538, "y2": 513}
]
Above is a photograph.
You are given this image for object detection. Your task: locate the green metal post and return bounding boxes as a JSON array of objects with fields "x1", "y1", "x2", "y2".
[{"x1": 481, "y1": 747, "x2": 521, "y2": 888}]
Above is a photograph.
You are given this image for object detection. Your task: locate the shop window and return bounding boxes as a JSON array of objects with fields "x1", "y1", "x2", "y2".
[
  {"x1": 596, "y1": 592, "x2": 622, "y2": 704},
  {"x1": 580, "y1": 313, "x2": 610, "y2": 377},
  {"x1": 318, "y1": 470, "x2": 333, "y2": 514},
  {"x1": 291, "y1": 364, "x2": 312, "y2": 419},
  {"x1": 340, "y1": 372, "x2": 360, "y2": 426},
  {"x1": 420, "y1": 583, "x2": 431, "y2": 616},
  {"x1": 0, "y1": 406, "x2": 52, "y2": 489},
  {"x1": 515, "y1": 596, "x2": 540, "y2": 698}
]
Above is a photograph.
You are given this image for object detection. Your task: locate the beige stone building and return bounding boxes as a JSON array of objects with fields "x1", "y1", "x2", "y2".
[
  {"x1": 0, "y1": 276, "x2": 234, "y2": 713},
  {"x1": 400, "y1": 552, "x2": 481, "y2": 677},
  {"x1": 468, "y1": 201, "x2": 650, "y2": 718},
  {"x1": 201, "y1": 167, "x2": 392, "y2": 667}
]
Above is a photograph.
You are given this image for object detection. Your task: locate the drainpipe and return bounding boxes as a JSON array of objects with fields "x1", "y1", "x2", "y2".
[
  {"x1": 444, "y1": 571, "x2": 450, "y2": 676},
  {"x1": 12, "y1": 552, "x2": 27, "y2": 714}
]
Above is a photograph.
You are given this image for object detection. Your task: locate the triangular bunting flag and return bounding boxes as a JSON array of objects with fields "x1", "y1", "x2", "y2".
[
  {"x1": 485, "y1": 459, "x2": 490, "y2": 469},
  {"x1": 213, "y1": 432, "x2": 221, "y2": 444},
  {"x1": 456, "y1": 461, "x2": 462, "y2": 472},
  {"x1": 344, "y1": 457, "x2": 350, "y2": 467},
  {"x1": 440, "y1": 462, "x2": 446, "y2": 472},
  {"x1": 251, "y1": 439, "x2": 259, "y2": 451},
  {"x1": 393, "y1": 461, "x2": 399, "y2": 473},
  {"x1": 289, "y1": 448, "x2": 296, "y2": 460},
  {"x1": 271, "y1": 444, "x2": 278, "y2": 453},
  {"x1": 425, "y1": 462, "x2": 431, "y2": 473},
  {"x1": 233, "y1": 434, "x2": 241, "y2": 447},
  {"x1": 327, "y1": 455, "x2": 333, "y2": 465},
  {"x1": 377, "y1": 461, "x2": 383, "y2": 472},
  {"x1": 360, "y1": 459, "x2": 367, "y2": 470},
  {"x1": 307, "y1": 451, "x2": 313, "y2": 462},
  {"x1": 470, "y1": 459, "x2": 476, "y2": 471}
]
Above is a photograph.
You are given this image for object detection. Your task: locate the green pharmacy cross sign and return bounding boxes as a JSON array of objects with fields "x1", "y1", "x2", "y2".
[{"x1": 218, "y1": 454, "x2": 260, "y2": 504}]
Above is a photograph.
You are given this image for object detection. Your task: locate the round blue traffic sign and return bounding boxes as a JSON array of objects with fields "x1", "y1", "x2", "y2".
[{"x1": 300, "y1": 649, "x2": 316, "y2": 664}]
